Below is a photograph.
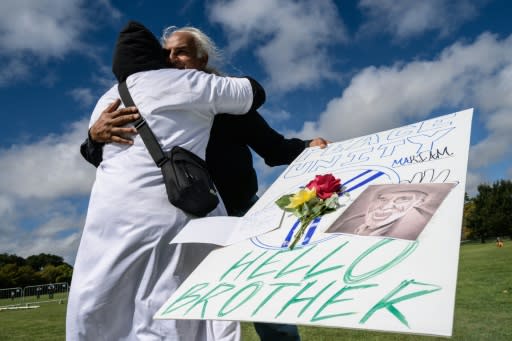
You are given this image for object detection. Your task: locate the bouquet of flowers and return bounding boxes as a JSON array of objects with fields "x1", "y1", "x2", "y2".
[{"x1": 275, "y1": 173, "x2": 345, "y2": 249}]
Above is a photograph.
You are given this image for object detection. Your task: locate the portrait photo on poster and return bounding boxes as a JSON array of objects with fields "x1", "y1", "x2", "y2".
[{"x1": 326, "y1": 183, "x2": 456, "y2": 240}]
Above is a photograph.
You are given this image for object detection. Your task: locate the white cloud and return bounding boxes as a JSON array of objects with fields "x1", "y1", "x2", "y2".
[
  {"x1": 35, "y1": 214, "x2": 81, "y2": 238},
  {"x1": 0, "y1": 0, "x2": 122, "y2": 57},
  {"x1": 21, "y1": 232, "x2": 82, "y2": 264},
  {"x1": 0, "y1": 118, "x2": 95, "y2": 263},
  {"x1": 0, "y1": 0, "x2": 87, "y2": 58},
  {"x1": 209, "y1": 0, "x2": 348, "y2": 92},
  {"x1": 0, "y1": 0, "x2": 121, "y2": 85},
  {"x1": 295, "y1": 33, "x2": 512, "y2": 177},
  {"x1": 0, "y1": 58, "x2": 30, "y2": 85},
  {"x1": 259, "y1": 107, "x2": 292, "y2": 125},
  {"x1": 0, "y1": 194, "x2": 86, "y2": 263},
  {"x1": 1, "y1": 227, "x2": 83, "y2": 264},
  {"x1": 69, "y1": 88, "x2": 97, "y2": 108},
  {"x1": 465, "y1": 171, "x2": 484, "y2": 197},
  {"x1": 0, "y1": 195, "x2": 14, "y2": 217},
  {"x1": 358, "y1": 0, "x2": 485, "y2": 40},
  {"x1": 0, "y1": 119, "x2": 96, "y2": 199},
  {"x1": 298, "y1": 34, "x2": 512, "y2": 140}
]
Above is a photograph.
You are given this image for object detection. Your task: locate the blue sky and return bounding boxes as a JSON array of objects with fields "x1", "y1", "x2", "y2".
[{"x1": 1, "y1": 0, "x2": 511, "y2": 263}]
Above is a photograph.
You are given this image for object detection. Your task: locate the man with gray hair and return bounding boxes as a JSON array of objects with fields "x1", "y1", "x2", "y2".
[{"x1": 81, "y1": 25, "x2": 329, "y2": 341}]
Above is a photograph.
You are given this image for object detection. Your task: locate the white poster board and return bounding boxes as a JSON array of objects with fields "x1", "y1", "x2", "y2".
[{"x1": 155, "y1": 109, "x2": 473, "y2": 337}]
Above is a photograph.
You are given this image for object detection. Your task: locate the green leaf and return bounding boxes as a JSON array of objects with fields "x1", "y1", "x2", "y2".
[
  {"x1": 275, "y1": 194, "x2": 293, "y2": 209},
  {"x1": 301, "y1": 203, "x2": 312, "y2": 216},
  {"x1": 324, "y1": 195, "x2": 340, "y2": 209},
  {"x1": 311, "y1": 204, "x2": 323, "y2": 215},
  {"x1": 309, "y1": 197, "x2": 320, "y2": 206}
]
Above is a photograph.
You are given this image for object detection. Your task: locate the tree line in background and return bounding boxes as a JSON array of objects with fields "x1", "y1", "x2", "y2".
[
  {"x1": 464, "y1": 179, "x2": 512, "y2": 243},
  {"x1": 0, "y1": 253, "x2": 72, "y2": 289}
]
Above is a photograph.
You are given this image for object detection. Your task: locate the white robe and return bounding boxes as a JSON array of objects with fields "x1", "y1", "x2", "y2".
[{"x1": 67, "y1": 69, "x2": 253, "y2": 341}]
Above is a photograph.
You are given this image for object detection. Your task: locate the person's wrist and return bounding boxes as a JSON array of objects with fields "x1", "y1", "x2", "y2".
[{"x1": 88, "y1": 129, "x2": 105, "y2": 146}]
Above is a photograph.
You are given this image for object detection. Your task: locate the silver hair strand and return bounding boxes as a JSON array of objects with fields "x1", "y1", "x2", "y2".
[{"x1": 161, "y1": 25, "x2": 223, "y2": 74}]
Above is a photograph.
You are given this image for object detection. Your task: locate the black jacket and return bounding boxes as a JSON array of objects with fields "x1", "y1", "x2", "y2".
[{"x1": 80, "y1": 110, "x2": 307, "y2": 214}]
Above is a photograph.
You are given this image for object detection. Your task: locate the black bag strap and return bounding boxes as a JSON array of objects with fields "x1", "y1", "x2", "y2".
[{"x1": 118, "y1": 81, "x2": 168, "y2": 167}]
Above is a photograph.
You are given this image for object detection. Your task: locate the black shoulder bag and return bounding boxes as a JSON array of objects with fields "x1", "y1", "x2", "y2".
[{"x1": 118, "y1": 81, "x2": 219, "y2": 217}]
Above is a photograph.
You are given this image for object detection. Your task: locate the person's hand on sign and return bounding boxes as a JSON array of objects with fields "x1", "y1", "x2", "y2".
[{"x1": 309, "y1": 137, "x2": 330, "y2": 148}]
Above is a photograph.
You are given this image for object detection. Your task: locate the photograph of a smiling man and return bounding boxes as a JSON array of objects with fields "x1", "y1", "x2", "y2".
[{"x1": 326, "y1": 182, "x2": 455, "y2": 240}]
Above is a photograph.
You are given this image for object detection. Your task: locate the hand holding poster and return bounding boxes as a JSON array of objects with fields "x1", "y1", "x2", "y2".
[{"x1": 155, "y1": 109, "x2": 473, "y2": 337}]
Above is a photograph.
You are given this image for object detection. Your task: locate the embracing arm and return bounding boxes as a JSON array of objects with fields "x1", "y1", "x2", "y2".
[
  {"x1": 185, "y1": 70, "x2": 265, "y2": 116},
  {"x1": 245, "y1": 76, "x2": 266, "y2": 112},
  {"x1": 243, "y1": 111, "x2": 329, "y2": 166},
  {"x1": 80, "y1": 99, "x2": 140, "y2": 167},
  {"x1": 80, "y1": 134, "x2": 105, "y2": 168}
]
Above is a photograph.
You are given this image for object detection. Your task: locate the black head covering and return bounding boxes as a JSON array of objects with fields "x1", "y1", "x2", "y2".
[{"x1": 112, "y1": 21, "x2": 169, "y2": 82}]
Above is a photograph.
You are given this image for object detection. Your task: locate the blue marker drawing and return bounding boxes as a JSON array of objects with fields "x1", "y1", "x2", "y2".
[
  {"x1": 340, "y1": 170, "x2": 385, "y2": 195},
  {"x1": 302, "y1": 216, "x2": 322, "y2": 246},
  {"x1": 282, "y1": 219, "x2": 301, "y2": 247},
  {"x1": 342, "y1": 169, "x2": 372, "y2": 186}
]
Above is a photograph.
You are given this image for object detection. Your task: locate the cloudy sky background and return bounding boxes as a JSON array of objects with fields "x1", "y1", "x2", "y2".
[{"x1": 0, "y1": 0, "x2": 510, "y2": 263}]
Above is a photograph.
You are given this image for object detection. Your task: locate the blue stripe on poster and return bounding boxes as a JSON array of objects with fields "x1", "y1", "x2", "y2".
[
  {"x1": 282, "y1": 219, "x2": 301, "y2": 247},
  {"x1": 302, "y1": 216, "x2": 322, "y2": 246}
]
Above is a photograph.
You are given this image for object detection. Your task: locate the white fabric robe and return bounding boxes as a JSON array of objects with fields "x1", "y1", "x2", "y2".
[{"x1": 66, "y1": 68, "x2": 253, "y2": 341}]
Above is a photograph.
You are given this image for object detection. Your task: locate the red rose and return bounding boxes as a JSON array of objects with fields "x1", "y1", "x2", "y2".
[{"x1": 306, "y1": 174, "x2": 341, "y2": 200}]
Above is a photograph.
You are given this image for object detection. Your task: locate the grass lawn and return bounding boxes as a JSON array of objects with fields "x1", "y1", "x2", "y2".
[
  {"x1": 0, "y1": 301, "x2": 67, "y2": 341},
  {"x1": 0, "y1": 242, "x2": 510, "y2": 340}
]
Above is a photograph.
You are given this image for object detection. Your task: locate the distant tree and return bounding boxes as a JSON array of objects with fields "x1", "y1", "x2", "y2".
[
  {"x1": 39, "y1": 264, "x2": 60, "y2": 283},
  {"x1": 14, "y1": 265, "x2": 37, "y2": 288},
  {"x1": 0, "y1": 253, "x2": 26, "y2": 267},
  {"x1": 462, "y1": 195, "x2": 475, "y2": 240},
  {"x1": 0, "y1": 263, "x2": 19, "y2": 288},
  {"x1": 0, "y1": 265, "x2": 16, "y2": 288},
  {"x1": 466, "y1": 180, "x2": 512, "y2": 242},
  {"x1": 55, "y1": 264, "x2": 73, "y2": 283},
  {"x1": 26, "y1": 253, "x2": 65, "y2": 271},
  {"x1": 494, "y1": 180, "x2": 512, "y2": 239},
  {"x1": 464, "y1": 192, "x2": 471, "y2": 203},
  {"x1": 467, "y1": 183, "x2": 493, "y2": 242},
  {"x1": 0, "y1": 253, "x2": 73, "y2": 289}
]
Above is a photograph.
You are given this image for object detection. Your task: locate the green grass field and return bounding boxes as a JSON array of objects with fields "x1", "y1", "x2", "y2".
[{"x1": 0, "y1": 242, "x2": 510, "y2": 340}]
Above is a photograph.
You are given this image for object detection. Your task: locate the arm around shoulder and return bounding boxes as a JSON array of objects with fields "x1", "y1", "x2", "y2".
[
  {"x1": 208, "y1": 73, "x2": 266, "y2": 115},
  {"x1": 80, "y1": 131, "x2": 104, "y2": 168},
  {"x1": 244, "y1": 76, "x2": 265, "y2": 111},
  {"x1": 244, "y1": 113, "x2": 331, "y2": 166}
]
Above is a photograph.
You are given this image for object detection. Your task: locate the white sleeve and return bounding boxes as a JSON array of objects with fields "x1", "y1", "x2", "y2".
[
  {"x1": 197, "y1": 72, "x2": 254, "y2": 115},
  {"x1": 131, "y1": 69, "x2": 254, "y2": 117}
]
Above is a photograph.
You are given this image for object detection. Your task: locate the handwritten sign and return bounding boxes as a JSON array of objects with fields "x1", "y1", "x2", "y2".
[{"x1": 155, "y1": 109, "x2": 473, "y2": 337}]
